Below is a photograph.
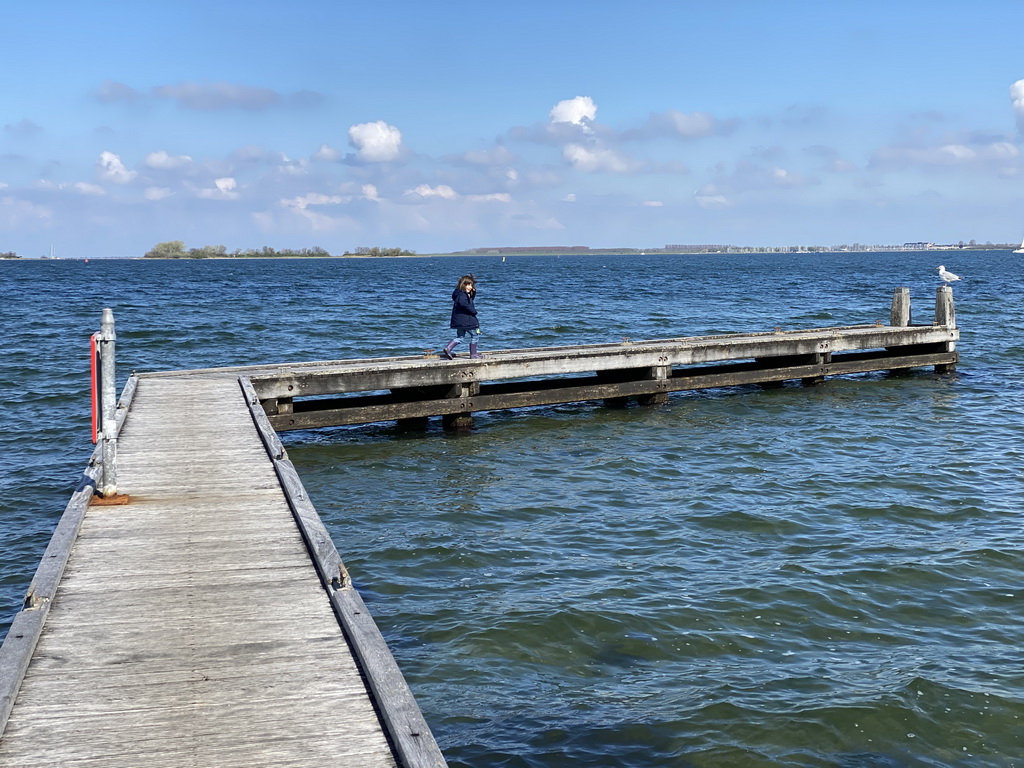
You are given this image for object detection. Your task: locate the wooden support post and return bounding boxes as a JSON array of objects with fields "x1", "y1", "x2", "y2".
[
  {"x1": 638, "y1": 365, "x2": 670, "y2": 405},
  {"x1": 934, "y1": 285, "x2": 957, "y2": 373},
  {"x1": 597, "y1": 368, "x2": 636, "y2": 407},
  {"x1": 442, "y1": 412, "x2": 474, "y2": 430},
  {"x1": 890, "y1": 286, "x2": 911, "y2": 326},
  {"x1": 262, "y1": 397, "x2": 293, "y2": 416},
  {"x1": 935, "y1": 285, "x2": 955, "y2": 328},
  {"x1": 802, "y1": 352, "x2": 830, "y2": 386},
  {"x1": 441, "y1": 382, "x2": 477, "y2": 431}
]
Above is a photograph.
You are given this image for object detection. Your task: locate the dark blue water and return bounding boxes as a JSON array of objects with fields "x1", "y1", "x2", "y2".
[{"x1": 3, "y1": 252, "x2": 1022, "y2": 766}]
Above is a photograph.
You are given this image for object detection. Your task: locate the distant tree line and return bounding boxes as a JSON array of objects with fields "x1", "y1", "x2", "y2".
[
  {"x1": 0, "y1": 251, "x2": 19, "y2": 259},
  {"x1": 342, "y1": 246, "x2": 417, "y2": 257},
  {"x1": 143, "y1": 241, "x2": 333, "y2": 259}
]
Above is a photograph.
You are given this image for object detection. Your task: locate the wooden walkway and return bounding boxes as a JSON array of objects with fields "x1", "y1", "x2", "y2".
[{"x1": 0, "y1": 375, "x2": 443, "y2": 767}]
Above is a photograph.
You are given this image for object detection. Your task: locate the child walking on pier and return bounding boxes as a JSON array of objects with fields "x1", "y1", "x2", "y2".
[{"x1": 441, "y1": 274, "x2": 482, "y2": 359}]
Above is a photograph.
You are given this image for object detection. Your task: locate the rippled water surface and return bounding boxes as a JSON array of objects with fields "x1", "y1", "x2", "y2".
[{"x1": 3, "y1": 252, "x2": 1023, "y2": 766}]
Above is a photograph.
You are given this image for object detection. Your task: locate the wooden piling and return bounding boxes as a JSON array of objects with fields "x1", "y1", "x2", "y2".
[
  {"x1": 890, "y1": 287, "x2": 911, "y2": 326},
  {"x1": 934, "y1": 286, "x2": 957, "y2": 372}
]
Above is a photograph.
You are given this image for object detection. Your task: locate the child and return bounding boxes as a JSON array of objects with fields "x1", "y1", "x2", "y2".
[{"x1": 441, "y1": 274, "x2": 482, "y2": 359}]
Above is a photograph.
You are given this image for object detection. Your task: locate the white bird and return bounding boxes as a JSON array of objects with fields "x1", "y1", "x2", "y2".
[{"x1": 937, "y1": 265, "x2": 961, "y2": 283}]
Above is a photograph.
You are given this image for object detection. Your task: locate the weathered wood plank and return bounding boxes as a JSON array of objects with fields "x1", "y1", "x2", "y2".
[{"x1": 333, "y1": 587, "x2": 449, "y2": 768}]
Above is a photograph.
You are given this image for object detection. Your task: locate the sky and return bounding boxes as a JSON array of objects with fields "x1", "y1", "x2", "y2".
[{"x1": 3, "y1": 0, "x2": 1024, "y2": 258}]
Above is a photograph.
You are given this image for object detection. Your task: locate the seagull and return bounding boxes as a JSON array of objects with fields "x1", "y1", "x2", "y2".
[{"x1": 937, "y1": 265, "x2": 961, "y2": 283}]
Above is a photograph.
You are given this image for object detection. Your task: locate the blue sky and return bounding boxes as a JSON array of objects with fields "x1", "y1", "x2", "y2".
[{"x1": 3, "y1": 0, "x2": 1024, "y2": 257}]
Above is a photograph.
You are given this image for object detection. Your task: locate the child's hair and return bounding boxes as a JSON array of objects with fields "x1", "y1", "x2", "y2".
[{"x1": 456, "y1": 274, "x2": 476, "y2": 293}]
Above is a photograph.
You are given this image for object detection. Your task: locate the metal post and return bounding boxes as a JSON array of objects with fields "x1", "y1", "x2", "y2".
[{"x1": 98, "y1": 308, "x2": 118, "y2": 497}]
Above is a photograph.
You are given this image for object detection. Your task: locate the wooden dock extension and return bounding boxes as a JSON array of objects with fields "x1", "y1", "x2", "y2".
[
  {"x1": 0, "y1": 374, "x2": 446, "y2": 766},
  {"x1": 251, "y1": 286, "x2": 958, "y2": 432}
]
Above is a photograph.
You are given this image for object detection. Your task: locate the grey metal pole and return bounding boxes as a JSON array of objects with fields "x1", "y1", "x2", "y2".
[{"x1": 98, "y1": 308, "x2": 117, "y2": 497}]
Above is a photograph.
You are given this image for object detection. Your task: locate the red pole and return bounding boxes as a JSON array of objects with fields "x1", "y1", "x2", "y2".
[{"x1": 90, "y1": 332, "x2": 99, "y2": 443}]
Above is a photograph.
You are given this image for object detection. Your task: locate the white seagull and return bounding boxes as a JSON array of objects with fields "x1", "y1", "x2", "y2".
[{"x1": 937, "y1": 265, "x2": 961, "y2": 283}]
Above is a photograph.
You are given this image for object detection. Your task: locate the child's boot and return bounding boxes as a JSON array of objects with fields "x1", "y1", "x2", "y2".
[
  {"x1": 470, "y1": 343, "x2": 482, "y2": 359},
  {"x1": 441, "y1": 340, "x2": 458, "y2": 359}
]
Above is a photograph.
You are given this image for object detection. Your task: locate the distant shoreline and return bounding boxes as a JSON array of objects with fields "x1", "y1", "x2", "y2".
[{"x1": 6, "y1": 245, "x2": 1018, "y2": 261}]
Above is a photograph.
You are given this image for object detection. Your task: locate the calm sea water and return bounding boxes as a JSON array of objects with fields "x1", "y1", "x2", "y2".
[{"x1": 2, "y1": 252, "x2": 1022, "y2": 767}]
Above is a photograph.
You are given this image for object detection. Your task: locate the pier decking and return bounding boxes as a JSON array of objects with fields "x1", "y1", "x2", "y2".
[
  {"x1": 0, "y1": 287, "x2": 958, "y2": 765},
  {"x1": 0, "y1": 375, "x2": 444, "y2": 767}
]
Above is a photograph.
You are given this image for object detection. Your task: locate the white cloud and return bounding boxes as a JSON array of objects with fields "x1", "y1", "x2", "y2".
[
  {"x1": 466, "y1": 193, "x2": 511, "y2": 202},
  {"x1": 694, "y1": 184, "x2": 732, "y2": 209},
  {"x1": 282, "y1": 192, "x2": 344, "y2": 210},
  {"x1": 96, "y1": 151, "x2": 137, "y2": 184},
  {"x1": 983, "y1": 141, "x2": 1019, "y2": 159},
  {"x1": 872, "y1": 141, "x2": 1020, "y2": 168},
  {"x1": 275, "y1": 156, "x2": 309, "y2": 176},
  {"x1": 348, "y1": 121, "x2": 403, "y2": 162},
  {"x1": 563, "y1": 193, "x2": 577, "y2": 202},
  {"x1": 940, "y1": 144, "x2": 976, "y2": 161},
  {"x1": 666, "y1": 111, "x2": 717, "y2": 138},
  {"x1": 198, "y1": 177, "x2": 238, "y2": 199},
  {"x1": 642, "y1": 200, "x2": 663, "y2": 207},
  {"x1": 405, "y1": 184, "x2": 457, "y2": 199},
  {"x1": 1012, "y1": 79, "x2": 1024, "y2": 130},
  {"x1": 145, "y1": 150, "x2": 193, "y2": 170},
  {"x1": 447, "y1": 145, "x2": 517, "y2": 166},
  {"x1": 563, "y1": 144, "x2": 636, "y2": 173},
  {"x1": 152, "y1": 81, "x2": 280, "y2": 111},
  {"x1": 93, "y1": 80, "x2": 143, "y2": 104},
  {"x1": 621, "y1": 110, "x2": 735, "y2": 142},
  {"x1": 362, "y1": 184, "x2": 379, "y2": 201},
  {"x1": 73, "y1": 182, "x2": 106, "y2": 196},
  {"x1": 0, "y1": 195, "x2": 52, "y2": 227},
  {"x1": 144, "y1": 187, "x2": 173, "y2": 200},
  {"x1": 550, "y1": 96, "x2": 597, "y2": 128},
  {"x1": 313, "y1": 143, "x2": 342, "y2": 162}
]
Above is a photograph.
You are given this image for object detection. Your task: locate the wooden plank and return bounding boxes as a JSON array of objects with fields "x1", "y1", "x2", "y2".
[{"x1": 333, "y1": 588, "x2": 449, "y2": 768}]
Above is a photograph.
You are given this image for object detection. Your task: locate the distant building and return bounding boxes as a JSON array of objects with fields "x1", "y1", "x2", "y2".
[{"x1": 663, "y1": 244, "x2": 731, "y2": 253}]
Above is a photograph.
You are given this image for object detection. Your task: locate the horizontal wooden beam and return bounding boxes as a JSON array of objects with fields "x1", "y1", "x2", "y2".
[{"x1": 267, "y1": 349, "x2": 956, "y2": 431}]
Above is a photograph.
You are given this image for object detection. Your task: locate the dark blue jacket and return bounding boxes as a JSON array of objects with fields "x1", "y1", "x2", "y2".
[{"x1": 450, "y1": 288, "x2": 479, "y2": 329}]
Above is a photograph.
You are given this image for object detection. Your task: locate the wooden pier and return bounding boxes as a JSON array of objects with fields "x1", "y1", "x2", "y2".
[
  {"x1": 0, "y1": 286, "x2": 957, "y2": 765},
  {"x1": 0, "y1": 374, "x2": 445, "y2": 767},
  {"x1": 248, "y1": 285, "x2": 957, "y2": 431}
]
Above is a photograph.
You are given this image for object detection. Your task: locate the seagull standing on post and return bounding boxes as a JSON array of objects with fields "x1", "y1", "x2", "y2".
[{"x1": 937, "y1": 265, "x2": 961, "y2": 284}]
